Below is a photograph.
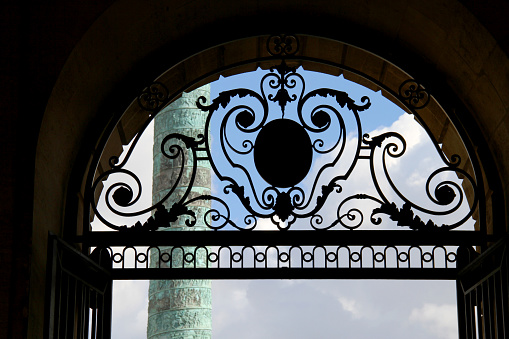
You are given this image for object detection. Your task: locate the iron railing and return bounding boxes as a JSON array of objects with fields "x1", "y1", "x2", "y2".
[
  {"x1": 457, "y1": 236, "x2": 509, "y2": 338},
  {"x1": 45, "y1": 234, "x2": 112, "y2": 339}
]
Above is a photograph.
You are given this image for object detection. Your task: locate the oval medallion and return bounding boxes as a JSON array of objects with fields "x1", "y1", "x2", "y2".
[{"x1": 254, "y1": 119, "x2": 312, "y2": 188}]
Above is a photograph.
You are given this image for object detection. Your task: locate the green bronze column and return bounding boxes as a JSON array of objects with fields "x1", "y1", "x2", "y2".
[{"x1": 148, "y1": 85, "x2": 212, "y2": 339}]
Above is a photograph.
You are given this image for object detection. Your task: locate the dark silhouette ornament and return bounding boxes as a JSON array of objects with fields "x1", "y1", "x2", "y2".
[
  {"x1": 254, "y1": 119, "x2": 312, "y2": 188},
  {"x1": 90, "y1": 34, "x2": 479, "y2": 233}
]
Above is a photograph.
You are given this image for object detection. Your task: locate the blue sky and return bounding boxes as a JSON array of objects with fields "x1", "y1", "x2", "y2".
[
  {"x1": 92, "y1": 67, "x2": 475, "y2": 338},
  {"x1": 207, "y1": 68, "x2": 474, "y2": 232}
]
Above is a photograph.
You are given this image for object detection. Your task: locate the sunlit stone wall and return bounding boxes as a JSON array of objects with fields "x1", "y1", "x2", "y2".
[{"x1": 148, "y1": 85, "x2": 212, "y2": 339}]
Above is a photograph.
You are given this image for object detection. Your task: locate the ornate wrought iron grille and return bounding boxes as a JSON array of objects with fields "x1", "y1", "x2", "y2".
[{"x1": 83, "y1": 34, "x2": 490, "y2": 280}]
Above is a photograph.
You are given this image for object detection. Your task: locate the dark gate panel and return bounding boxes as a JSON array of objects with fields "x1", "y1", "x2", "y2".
[
  {"x1": 457, "y1": 237, "x2": 509, "y2": 339},
  {"x1": 44, "y1": 234, "x2": 112, "y2": 339}
]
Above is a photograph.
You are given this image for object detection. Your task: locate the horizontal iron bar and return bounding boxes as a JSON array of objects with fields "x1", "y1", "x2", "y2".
[
  {"x1": 79, "y1": 230, "x2": 492, "y2": 247},
  {"x1": 111, "y1": 267, "x2": 458, "y2": 280}
]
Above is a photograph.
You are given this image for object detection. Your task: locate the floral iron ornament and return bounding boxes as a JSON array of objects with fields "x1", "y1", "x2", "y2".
[
  {"x1": 90, "y1": 34, "x2": 478, "y2": 232},
  {"x1": 195, "y1": 62, "x2": 372, "y2": 230}
]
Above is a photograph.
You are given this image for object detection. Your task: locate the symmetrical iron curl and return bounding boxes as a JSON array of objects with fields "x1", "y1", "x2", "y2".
[
  {"x1": 90, "y1": 34, "x2": 479, "y2": 234},
  {"x1": 398, "y1": 79, "x2": 430, "y2": 109},
  {"x1": 137, "y1": 82, "x2": 169, "y2": 112},
  {"x1": 266, "y1": 33, "x2": 300, "y2": 57}
]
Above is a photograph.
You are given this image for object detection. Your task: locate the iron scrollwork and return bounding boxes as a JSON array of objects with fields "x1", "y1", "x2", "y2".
[
  {"x1": 137, "y1": 81, "x2": 169, "y2": 112},
  {"x1": 398, "y1": 79, "x2": 430, "y2": 109},
  {"x1": 90, "y1": 34, "x2": 479, "y2": 232},
  {"x1": 106, "y1": 244, "x2": 458, "y2": 270},
  {"x1": 266, "y1": 33, "x2": 300, "y2": 57}
]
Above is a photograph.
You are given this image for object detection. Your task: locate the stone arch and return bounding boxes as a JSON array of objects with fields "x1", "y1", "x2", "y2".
[{"x1": 31, "y1": 1, "x2": 509, "y2": 336}]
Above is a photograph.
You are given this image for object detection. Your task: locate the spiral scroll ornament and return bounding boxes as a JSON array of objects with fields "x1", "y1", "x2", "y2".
[
  {"x1": 137, "y1": 82, "x2": 169, "y2": 112},
  {"x1": 266, "y1": 34, "x2": 300, "y2": 57},
  {"x1": 398, "y1": 79, "x2": 430, "y2": 109},
  {"x1": 90, "y1": 34, "x2": 479, "y2": 233}
]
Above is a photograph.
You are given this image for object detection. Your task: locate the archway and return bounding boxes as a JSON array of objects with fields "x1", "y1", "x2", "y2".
[
  {"x1": 43, "y1": 33, "x2": 504, "y2": 338},
  {"x1": 67, "y1": 33, "x2": 502, "y2": 239},
  {"x1": 32, "y1": 2, "x2": 509, "y2": 338}
]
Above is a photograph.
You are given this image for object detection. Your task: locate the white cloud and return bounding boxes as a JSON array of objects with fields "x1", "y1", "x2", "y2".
[
  {"x1": 212, "y1": 280, "x2": 251, "y2": 334},
  {"x1": 311, "y1": 282, "x2": 379, "y2": 320},
  {"x1": 211, "y1": 280, "x2": 458, "y2": 339},
  {"x1": 406, "y1": 166, "x2": 430, "y2": 187},
  {"x1": 336, "y1": 296, "x2": 363, "y2": 319},
  {"x1": 370, "y1": 114, "x2": 425, "y2": 152},
  {"x1": 256, "y1": 218, "x2": 279, "y2": 231},
  {"x1": 231, "y1": 288, "x2": 249, "y2": 309},
  {"x1": 409, "y1": 303, "x2": 458, "y2": 339},
  {"x1": 111, "y1": 280, "x2": 149, "y2": 339}
]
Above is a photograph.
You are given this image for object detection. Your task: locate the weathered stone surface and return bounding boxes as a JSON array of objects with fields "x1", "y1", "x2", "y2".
[
  {"x1": 149, "y1": 280, "x2": 212, "y2": 295},
  {"x1": 148, "y1": 330, "x2": 212, "y2": 339},
  {"x1": 148, "y1": 86, "x2": 212, "y2": 339},
  {"x1": 148, "y1": 287, "x2": 212, "y2": 313},
  {"x1": 147, "y1": 309, "x2": 212, "y2": 337}
]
